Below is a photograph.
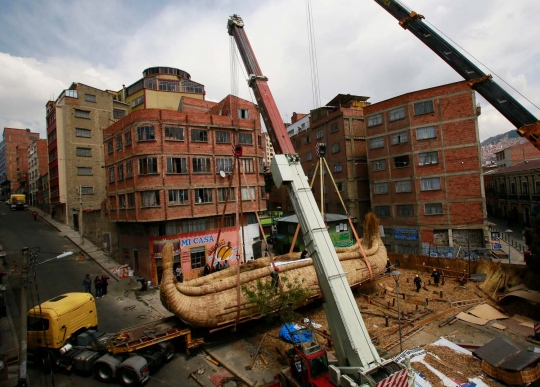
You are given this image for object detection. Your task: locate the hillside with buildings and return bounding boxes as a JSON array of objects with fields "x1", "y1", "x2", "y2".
[{"x1": 481, "y1": 129, "x2": 528, "y2": 165}]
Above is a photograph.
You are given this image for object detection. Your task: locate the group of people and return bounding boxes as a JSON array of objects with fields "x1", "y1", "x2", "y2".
[
  {"x1": 202, "y1": 259, "x2": 230, "y2": 275},
  {"x1": 82, "y1": 273, "x2": 110, "y2": 298},
  {"x1": 413, "y1": 268, "x2": 441, "y2": 292}
]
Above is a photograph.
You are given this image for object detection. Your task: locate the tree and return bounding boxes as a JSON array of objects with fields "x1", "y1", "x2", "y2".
[
  {"x1": 242, "y1": 274, "x2": 310, "y2": 323},
  {"x1": 523, "y1": 214, "x2": 540, "y2": 274}
]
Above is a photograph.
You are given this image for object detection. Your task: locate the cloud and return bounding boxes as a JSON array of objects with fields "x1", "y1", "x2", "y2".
[{"x1": 0, "y1": 0, "x2": 539, "y2": 142}]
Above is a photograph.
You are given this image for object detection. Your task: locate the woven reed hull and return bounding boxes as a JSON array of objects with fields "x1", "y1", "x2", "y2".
[{"x1": 159, "y1": 240, "x2": 388, "y2": 328}]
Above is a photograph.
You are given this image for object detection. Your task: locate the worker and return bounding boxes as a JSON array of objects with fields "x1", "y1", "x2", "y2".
[
  {"x1": 203, "y1": 263, "x2": 211, "y2": 276},
  {"x1": 300, "y1": 249, "x2": 309, "y2": 259},
  {"x1": 33, "y1": 211, "x2": 38, "y2": 221},
  {"x1": 270, "y1": 267, "x2": 280, "y2": 292},
  {"x1": 223, "y1": 259, "x2": 230, "y2": 269},
  {"x1": 413, "y1": 274, "x2": 422, "y2": 292},
  {"x1": 431, "y1": 268, "x2": 441, "y2": 287},
  {"x1": 138, "y1": 277, "x2": 148, "y2": 291},
  {"x1": 385, "y1": 259, "x2": 391, "y2": 273},
  {"x1": 215, "y1": 260, "x2": 223, "y2": 271}
]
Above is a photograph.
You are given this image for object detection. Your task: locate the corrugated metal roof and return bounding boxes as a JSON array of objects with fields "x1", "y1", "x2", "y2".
[{"x1": 490, "y1": 159, "x2": 540, "y2": 175}]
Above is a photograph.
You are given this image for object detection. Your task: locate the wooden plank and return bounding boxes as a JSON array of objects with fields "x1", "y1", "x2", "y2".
[{"x1": 411, "y1": 308, "x2": 455, "y2": 328}]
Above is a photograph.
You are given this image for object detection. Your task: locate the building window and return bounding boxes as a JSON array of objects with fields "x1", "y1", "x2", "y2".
[
  {"x1": 368, "y1": 114, "x2": 382, "y2": 127},
  {"x1": 191, "y1": 129, "x2": 208, "y2": 142},
  {"x1": 396, "y1": 180, "x2": 412, "y2": 193},
  {"x1": 127, "y1": 193, "x2": 135, "y2": 208},
  {"x1": 330, "y1": 122, "x2": 339, "y2": 133},
  {"x1": 369, "y1": 137, "x2": 384, "y2": 149},
  {"x1": 535, "y1": 181, "x2": 540, "y2": 194},
  {"x1": 166, "y1": 157, "x2": 187, "y2": 174},
  {"x1": 337, "y1": 182, "x2": 344, "y2": 192},
  {"x1": 108, "y1": 167, "x2": 115, "y2": 183},
  {"x1": 331, "y1": 143, "x2": 340, "y2": 153},
  {"x1": 216, "y1": 131, "x2": 231, "y2": 143},
  {"x1": 113, "y1": 109, "x2": 126, "y2": 119},
  {"x1": 183, "y1": 218, "x2": 207, "y2": 233},
  {"x1": 316, "y1": 130, "x2": 323, "y2": 139},
  {"x1": 139, "y1": 157, "x2": 158, "y2": 175},
  {"x1": 217, "y1": 188, "x2": 235, "y2": 202},
  {"x1": 81, "y1": 186, "x2": 94, "y2": 195},
  {"x1": 74, "y1": 109, "x2": 90, "y2": 119},
  {"x1": 239, "y1": 133, "x2": 253, "y2": 145},
  {"x1": 374, "y1": 182, "x2": 388, "y2": 194},
  {"x1": 190, "y1": 246, "x2": 206, "y2": 269},
  {"x1": 124, "y1": 131, "x2": 132, "y2": 146},
  {"x1": 116, "y1": 136, "x2": 123, "y2": 151},
  {"x1": 238, "y1": 108, "x2": 249, "y2": 119},
  {"x1": 258, "y1": 135, "x2": 263, "y2": 147},
  {"x1": 119, "y1": 195, "x2": 126, "y2": 209},
  {"x1": 414, "y1": 100, "x2": 434, "y2": 115},
  {"x1": 425, "y1": 203, "x2": 443, "y2": 215},
  {"x1": 416, "y1": 126, "x2": 437, "y2": 140},
  {"x1": 304, "y1": 135, "x2": 311, "y2": 144},
  {"x1": 421, "y1": 177, "x2": 441, "y2": 191},
  {"x1": 241, "y1": 186, "x2": 256, "y2": 200},
  {"x1": 294, "y1": 139, "x2": 301, "y2": 149},
  {"x1": 107, "y1": 141, "x2": 113, "y2": 154},
  {"x1": 117, "y1": 164, "x2": 124, "y2": 181},
  {"x1": 216, "y1": 158, "x2": 233, "y2": 173},
  {"x1": 241, "y1": 158, "x2": 255, "y2": 173},
  {"x1": 306, "y1": 152, "x2": 313, "y2": 161},
  {"x1": 77, "y1": 167, "x2": 92, "y2": 176},
  {"x1": 141, "y1": 190, "x2": 160, "y2": 207},
  {"x1": 260, "y1": 186, "x2": 266, "y2": 198},
  {"x1": 193, "y1": 158, "x2": 211, "y2": 173},
  {"x1": 372, "y1": 160, "x2": 386, "y2": 171},
  {"x1": 137, "y1": 126, "x2": 155, "y2": 141},
  {"x1": 397, "y1": 205, "x2": 413, "y2": 217},
  {"x1": 126, "y1": 160, "x2": 133, "y2": 178},
  {"x1": 419, "y1": 151, "x2": 439, "y2": 165},
  {"x1": 394, "y1": 155, "x2": 410, "y2": 168},
  {"x1": 109, "y1": 196, "x2": 116, "y2": 210},
  {"x1": 391, "y1": 131, "x2": 408, "y2": 145},
  {"x1": 132, "y1": 95, "x2": 144, "y2": 107},
  {"x1": 66, "y1": 90, "x2": 78, "y2": 98},
  {"x1": 375, "y1": 205, "x2": 390, "y2": 218},
  {"x1": 522, "y1": 181, "x2": 529, "y2": 195},
  {"x1": 194, "y1": 188, "x2": 212, "y2": 203},
  {"x1": 389, "y1": 107, "x2": 406, "y2": 121},
  {"x1": 76, "y1": 147, "x2": 92, "y2": 157},
  {"x1": 510, "y1": 182, "x2": 516, "y2": 194},
  {"x1": 334, "y1": 163, "x2": 343, "y2": 173},
  {"x1": 165, "y1": 126, "x2": 184, "y2": 140},
  {"x1": 307, "y1": 169, "x2": 313, "y2": 178},
  {"x1": 84, "y1": 94, "x2": 96, "y2": 103},
  {"x1": 75, "y1": 128, "x2": 91, "y2": 138},
  {"x1": 169, "y1": 189, "x2": 189, "y2": 205}
]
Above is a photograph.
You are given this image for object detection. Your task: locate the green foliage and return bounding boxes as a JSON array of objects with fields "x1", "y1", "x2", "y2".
[
  {"x1": 523, "y1": 214, "x2": 540, "y2": 274},
  {"x1": 242, "y1": 275, "x2": 311, "y2": 323}
]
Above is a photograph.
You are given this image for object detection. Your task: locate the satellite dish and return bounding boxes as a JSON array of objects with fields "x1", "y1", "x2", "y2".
[{"x1": 219, "y1": 170, "x2": 226, "y2": 178}]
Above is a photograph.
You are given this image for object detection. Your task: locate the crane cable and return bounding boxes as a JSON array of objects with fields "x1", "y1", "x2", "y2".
[
  {"x1": 305, "y1": 0, "x2": 322, "y2": 109},
  {"x1": 229, "y1": 37, "x2": 239, "y2": 97}
]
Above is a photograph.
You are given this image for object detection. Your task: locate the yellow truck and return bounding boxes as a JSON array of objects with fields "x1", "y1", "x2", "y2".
[{"x1": 9, "y1": 194, "x2": 28, "y2": 211}]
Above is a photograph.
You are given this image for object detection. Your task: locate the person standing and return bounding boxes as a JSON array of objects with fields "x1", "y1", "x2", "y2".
[
  {"x1": 175, "y1": 266, "x2": 182, "y2": 282},
  {"x1": 270, "y1": 267, "x2": 280, "y2": 293},
  {"x1": 203, "y1": 263, "x2": 211, "y2": 276},
  {"x1": 51, "y1": 208, "x2": 55, "y2": 219},
  {"x1": 431, "y1": 268, "x2": 441, "y2": 287},
  {"x1": 223, "y1": 259, "x2": 230, "y2": 269},
  {"x1": 94, "y1": 276, "x2": 102, "y2": 298},
  {"x1": 83, "y1": 274, "x2": 91, "y2": 293},
  {"x1": 101, "y1": 274, "x2": 110, "y2": 296},
  {"x1": 215, "y1": 261, "x2": 223, "y2": 271},
  {"x1": 33, "y1": 211, "x2": 38, "y2": 221},
  {"x1": 413, "y1": 274, "x2": 422, "y2": 292}
]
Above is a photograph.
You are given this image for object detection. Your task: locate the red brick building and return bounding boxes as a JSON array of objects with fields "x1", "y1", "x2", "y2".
[
  {"x1": 103, "y1": 95, "x2": 267, "y2": 284},
  {"x1": 494, "y1": 142, "x2": 540, "y2": 168},
  {"x1": 364, "y1": 81, "x2": 487, "y2": 255},
  {"x1": 0, "y1": 128, "x2": 40, "y2": 194}
]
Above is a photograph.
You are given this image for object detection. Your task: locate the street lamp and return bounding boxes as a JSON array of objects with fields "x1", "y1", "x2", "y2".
[
  {"x1": 504, "y1": 229, "x2": 513, "y2": 265},
  {"x1": 390, "y1": 270, "x2": 403, "y2": 352}
]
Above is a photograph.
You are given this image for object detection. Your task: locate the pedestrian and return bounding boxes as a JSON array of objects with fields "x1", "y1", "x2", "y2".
[
  {"x1": 385, "y1": 259, "x2": 391, "y2": 273},
  {"x1": 300, "y1": 249, "x2": 309, "y2": 259},
  {"x1": 270, "y1": 267, "x2": 280, "y2": 293},
  {"x1": 101, "y1": 274, "x2": 110, "y2": 296},
  {"x1": 215, "y1": 261, "x2": 223, "y2": 271},
  {"x1": 94, "y1": 276, "x2": 102, "y2": 298},
  {"x1": 203, "y1": 263, "x2": 211, "y2": 276},
  {"x1": 175, "y1": 266, "x2": 182, "y2": 282},
  {"x1": 223, "y1": 259, "x2": 230, "y2": 269},
  {"x1": 11, "y1": 261, "x2": 18, "y2": 274},
  {"x1": 82, "y1": 274, "x2": 91, "y2": 293},
  {"x1": 51, "y1": 208, "x2": 55, "y2": 219},
  {"x1": 431, "y1": 268, "x2": 440, "y2": 287},
  {"x1": 33, "y1": 211, "x2": 38, "y2": 221},
  {"x1": 138, "y1": 277, "x2": 148, "y2": 291},
  {"x1": 413, "y1": 274, "x2": 422, "y2": 292}
]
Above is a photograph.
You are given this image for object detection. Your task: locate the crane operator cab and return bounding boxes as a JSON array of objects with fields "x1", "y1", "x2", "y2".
[{"x1": 289, "y1": 331, "x2": 330, "y2": 386}]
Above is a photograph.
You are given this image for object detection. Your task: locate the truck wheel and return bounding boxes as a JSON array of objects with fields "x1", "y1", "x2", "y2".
[
  {"x1": 118, "y1": 368, "x2": 139, "y2": 387},
  {"x1": 95, "y1": 363, "x2": 114, "y2": 382}
]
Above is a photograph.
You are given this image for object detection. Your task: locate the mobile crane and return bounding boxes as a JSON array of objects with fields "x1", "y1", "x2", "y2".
[
  {"x1": 374, "y1": 0, "x2": 540, "y2": 151},
  {"x1": 228, "y1": 15, "x2": 413, "y2": 387}
]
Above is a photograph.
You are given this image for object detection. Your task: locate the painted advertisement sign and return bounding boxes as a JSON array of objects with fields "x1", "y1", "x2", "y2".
[{"x1": 394, "y1": 228, "x2": 419, "y2": 241}]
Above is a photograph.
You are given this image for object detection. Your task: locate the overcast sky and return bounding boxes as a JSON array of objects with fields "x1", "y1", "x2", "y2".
[{"x1": 1, "y1": 0, "x2": 539, "y2": 142}]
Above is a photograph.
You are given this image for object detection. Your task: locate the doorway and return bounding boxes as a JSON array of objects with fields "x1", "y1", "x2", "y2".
[
  {"x1": 72, "y1": 209, "x2": 79, "y2": 231},
  {"x1": 133, "y1": 249, "x2": 139, "y2": 274}
]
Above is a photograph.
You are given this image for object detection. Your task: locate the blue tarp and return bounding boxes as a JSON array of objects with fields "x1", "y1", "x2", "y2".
[{"x1": 279, "y1": 323, "x2": 313, "y2": 343}]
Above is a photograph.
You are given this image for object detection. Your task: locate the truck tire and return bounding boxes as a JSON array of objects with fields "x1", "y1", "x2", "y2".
[
  {"x1": 118, "y1": 367, "x2": 139, "y2": 387},
  {"x1": 95, "y1": 362, "x2": 114, "y2": 382}
]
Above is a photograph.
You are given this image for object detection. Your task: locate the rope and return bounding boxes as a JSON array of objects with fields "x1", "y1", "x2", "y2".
[{"x1": 305, "y1": 0, "x2": 321, "y2": 109}]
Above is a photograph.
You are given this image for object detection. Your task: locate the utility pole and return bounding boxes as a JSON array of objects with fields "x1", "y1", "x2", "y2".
[
  {"x1": 18, "y1": 247, "x2": 28, "y2": 387},
  {"x1": 79, "y1": 186, "x2": 84, "y2": 245}
]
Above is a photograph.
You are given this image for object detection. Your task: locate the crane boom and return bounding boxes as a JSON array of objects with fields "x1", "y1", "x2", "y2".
[
  {"x1": 227, "y1": 14, "x2": 412, "y2": 387},
  {"x1": 374, "y1": 0, "x2": 540, "y2": 150}
]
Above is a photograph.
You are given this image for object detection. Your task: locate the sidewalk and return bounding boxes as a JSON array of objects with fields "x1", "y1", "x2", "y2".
[
  {"x1": 31, "y1": 207, "x2": 121, "y2": 282},
  {"x1": 487, "y1": 216, "x2": 527, "y2": 265}
]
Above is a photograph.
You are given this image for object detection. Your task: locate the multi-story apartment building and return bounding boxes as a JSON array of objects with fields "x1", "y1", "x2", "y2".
[
  {"x1": 494, "y1": 142, "x2": 540, "y2": 168},
  {"x1": 37, "y1": 172, "x2": 49, "y2": 212},
  {"x1": 364, "y1": 81, "x2": 486, "y2": 255},
  {"x1": 264, "y1": 132, "x2": 275, "y2": 170},
  {"x1": 28, "y1": 139, "x2": 48, "y2": 206},
  {"x1": 104, "y1": 89, "x2": 267, "y2": 284},
  {"x1": 46, "y1": 83, "x2": 126, "y2": 237}
]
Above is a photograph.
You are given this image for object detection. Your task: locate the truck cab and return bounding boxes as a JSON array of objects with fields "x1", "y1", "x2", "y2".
[
  {"x1": 10, "y1": 194, "x2": 28, "y2": 211},
  {"x1": 286, "y1": 340, "x2": 332, "y2": 387}
]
